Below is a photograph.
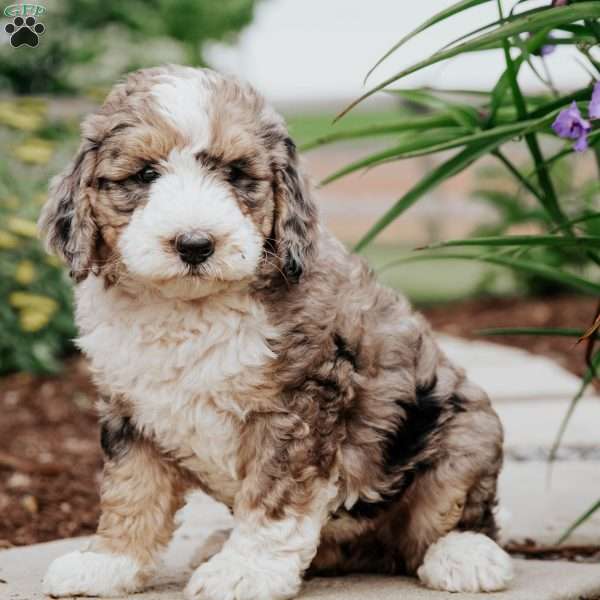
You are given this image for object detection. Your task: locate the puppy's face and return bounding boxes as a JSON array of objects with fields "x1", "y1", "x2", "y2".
[{"x1": 40, "y1": 66, "x2": 316, "y2": 298}]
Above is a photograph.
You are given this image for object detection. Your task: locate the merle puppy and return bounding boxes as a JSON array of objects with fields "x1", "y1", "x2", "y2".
[{"x1": 40, "y1": 65, "x2": 513, "y2": 600}]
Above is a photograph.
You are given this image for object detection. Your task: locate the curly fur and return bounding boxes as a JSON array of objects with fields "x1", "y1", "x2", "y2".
[{"x1": 39, "y1": 65, "x2": 511, "y2": 599}]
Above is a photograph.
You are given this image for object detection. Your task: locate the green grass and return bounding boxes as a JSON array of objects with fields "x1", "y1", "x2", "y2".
[
  {"x1": 285, "y1": 108, "x2": 404, "y2": 148},
  {"x1": 361, "y1": 245, "x2": 516, "y2": 305}
]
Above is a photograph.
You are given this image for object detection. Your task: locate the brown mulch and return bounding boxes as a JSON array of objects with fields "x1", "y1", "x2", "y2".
[
  {"x1": 0, "y1": 294, "x2": 597, "y2": 549},
  {"x1": 0, "y1": 359, "x2": 101, "y2": 549}
]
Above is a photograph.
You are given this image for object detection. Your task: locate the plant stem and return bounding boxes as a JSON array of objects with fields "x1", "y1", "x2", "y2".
[
  {"x1": 493, "y1": 150, "x2": 545, "y2": 202},
  {"x1": 505, "y1": 47, "x2": 566, "y2": 226},
  {"x1": 594, "y1": 141, "x2": 600, "y2": 180},
  {"x1": 496, "y1": 0, "x2": 568, "y2": 230}
]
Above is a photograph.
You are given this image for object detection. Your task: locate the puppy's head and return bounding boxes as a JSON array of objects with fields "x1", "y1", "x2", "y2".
[{"x1": 39, "y1": 66, "x2": 316, "y2": 298}]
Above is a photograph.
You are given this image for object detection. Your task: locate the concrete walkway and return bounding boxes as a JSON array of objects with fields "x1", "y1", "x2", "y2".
[
  {"x1": 3, "y1": 532, "x2": 600, "y2": 600},
  {"x1": 2, "y1": 337, "x2": 600, "y2": 600}
]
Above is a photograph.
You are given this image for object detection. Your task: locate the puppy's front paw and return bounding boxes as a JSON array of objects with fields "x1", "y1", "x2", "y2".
[
  {"x1": 43, "y1": 550, "x2": 143, "y2": 597},
  {"x1": 417, "y1": 531, "x2": 514, "y2": 593},
  {"x1": 184, "y1": 548, "x2": 300, "y2": 600}
]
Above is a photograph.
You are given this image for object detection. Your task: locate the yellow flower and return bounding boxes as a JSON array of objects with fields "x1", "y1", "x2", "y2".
[
  {"x1": 11, "y1": 292, "x2": 58, "y2": 332},
  {"x1": 19, "y1": 309, "x2": 51, "y2": 332},
  {"x1": 45, "y1": 255, "x2": 63, "y2": 268},
  {"x1": 0, "y1": 230, "x2": 19, "y2": 249},
  {"x1": 7, "y1": 217, "x2": 38, "y2": 238},
  {"x1": 9, "y1": 292, "x2": 58, "y2": 313},
  {"x1": 17, "y1": 97, "x2": 47, "y2": 113},
  {"x1": 84, "y1": 86, "x2": 110, "y2": 103},
  {"x1": 34, "y1": 192, "x2": 48, "y2": 205},
  {"x1": 15, "y1": 260, "x2": 36, "y2": 285},
  {"x1": 13, "y1": 138, "x2": 54, "y2": 165},
  {"x1": 1, "y1": 195, "x2": 19, "y2": 209},
  {"x1": 0, "y1": 101, "x2": 44, "y2": 132}
]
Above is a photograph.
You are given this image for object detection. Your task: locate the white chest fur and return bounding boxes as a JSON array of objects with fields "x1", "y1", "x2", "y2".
[{"x1": 75, "y1": 277, "x2": 278, "y2": 503}]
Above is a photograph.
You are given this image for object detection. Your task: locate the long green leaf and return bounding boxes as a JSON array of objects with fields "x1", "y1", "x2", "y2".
[
  {"x1": 439, "y1": 5, "x2": 547, "y2": 52},
  {"x1": 487, "y1": 28, "x2": 550, "y2": 125},
  {"x1": 324, "y1": 111, "x2": 556, "y2": 185},
  {"x1": 549, "y1": 351, "x2": 600, "y2": 469},
  {"x1": 493, "y1": 151, "x2": 546, "y2": 203},
  {"x1": 420, "y1": 235, "x2": 600, "y2": 250},
  {"x1": 524, "y1": 129, "x2": 600, "y2": 183},
  {"x1": 529, "y1": 85, "x2": 594, "y2": 119},
  {"x1": 478, "y1": 327, "x2": 585, "y2": 337},
  {"x1": 384, "y1": 89, "x2": 482, "y2": 127},
  {"x1": 300, "y1": 113, "x2": 457, "y2": 152},
  {"x1": 337, "y1": 3, "x2": 600, "y2": 120},
  {"x1": 354, "y1": 139, "x2": 505, "y2": 251},
  {"x1": 379, "y1": 252, "x2": 600, "y2": 295},
  {"x1": 557, "y1": 497, "x2": 600, "y2": 545},
  {"x1": 392, "y1": 111, "x2": 558, "y2": 160},
  {"x1": 497, "y1": 10, "x2": 566, "y2": 231},
  {"x1": 321, "y1": 128, "x2": 471, "y2": 185},
  {"x1": 488, "y1": 55, "x2": 525, "y2": 125},
  {"x1": 554, "y1": 213, "x2": 600, "y2": 232},
  {"x1": 364, "y1": 0, "x2": 494, "y2": 83}
]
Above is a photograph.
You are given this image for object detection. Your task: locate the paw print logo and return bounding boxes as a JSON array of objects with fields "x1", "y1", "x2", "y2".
[{"x1": 5, "y1": 16, "x2": 45, "y2": 48}]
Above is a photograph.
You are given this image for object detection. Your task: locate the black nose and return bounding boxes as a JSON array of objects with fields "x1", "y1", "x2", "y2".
[{"x1": 175, "y1": 233, "x2": 215, "y2": 265}]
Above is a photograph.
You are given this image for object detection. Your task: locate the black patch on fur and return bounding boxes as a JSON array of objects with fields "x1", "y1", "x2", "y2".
[
  {"x1": 310, "y1": 375, "x2": 339, "y2": 393},
  {"x1": 56, "y1": 210, "x2": 72, "y2": 248},
  {"x1": 385, "y1": 392, "x2": 443, "y2": 471},
  {"x1": 283, "y1": 253, "x2": 303, "y2": 281},
  {"x1": 416, "y1": 375, "x2": 437, "y2": 396},
  {"x1": 100, "y1": 416, "x2": 136, "y2": 460},
  {"x1": 333, "y1": 333, "x2": 357, "y2": 369},
  {"x1": 347, "y1": 384, "x2": 449, "y2": 520},
  {"x1": 284, "y1": 136, "x2": 296, "y2": 156}
]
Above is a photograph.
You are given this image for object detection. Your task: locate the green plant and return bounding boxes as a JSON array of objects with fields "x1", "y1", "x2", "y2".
[
  {"x1": 0, "y1": 99, "x2": 79, "y2": 374},
  {"x1": 304, "y1": 0, "x2": 600, "y2": 541}
]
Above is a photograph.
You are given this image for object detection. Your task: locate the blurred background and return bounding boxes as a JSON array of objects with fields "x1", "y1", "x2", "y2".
[{"x1": 0, "y1": 0, "x2": 598, "y2": 549}]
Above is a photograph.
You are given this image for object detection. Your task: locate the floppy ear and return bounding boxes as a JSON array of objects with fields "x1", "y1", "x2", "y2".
[
  {"x1": 38, "y1": 141, "x2": 99, "y2": 282},
  {"x1": 273, "y1": 137, "x2": 317, "y2": 282}
]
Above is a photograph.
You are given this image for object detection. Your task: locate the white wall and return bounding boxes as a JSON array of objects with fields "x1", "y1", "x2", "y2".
[{"x1": 206, "y1": 0, "x2": 592, "y2": 108}]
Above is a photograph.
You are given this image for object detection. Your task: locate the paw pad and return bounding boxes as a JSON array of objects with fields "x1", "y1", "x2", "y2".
[{"x1": 5, "y1": 16, "x2": 45, "y2": 48}]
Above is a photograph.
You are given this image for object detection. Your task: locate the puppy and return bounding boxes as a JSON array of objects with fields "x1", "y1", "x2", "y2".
[{"x1": 39, "y1": 66, "x2": 513, "y2": 599}]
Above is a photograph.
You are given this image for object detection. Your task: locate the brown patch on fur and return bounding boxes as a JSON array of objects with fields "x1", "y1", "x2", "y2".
[
  {"x1": 236, "y1": 410, "x2": 324, "y2": 521},
  {"x1": 91, "y1": 437, "x2": 188, "y2": 572},
  {"x1": 39, "y1": 140, "x2": 101, "y2": 281}
]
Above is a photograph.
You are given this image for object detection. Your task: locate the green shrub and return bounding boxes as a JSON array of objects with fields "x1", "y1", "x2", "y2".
[
  {"x1": 0, "y1": 99, "x2": 79, "y2": 374},
  {"x1": 0, "y1": 0, "x2": 258, "y2": 94}
]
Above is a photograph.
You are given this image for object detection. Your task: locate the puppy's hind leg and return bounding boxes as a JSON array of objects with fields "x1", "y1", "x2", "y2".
[
  {"x1": 43, "y1": 419, "x2": 187, "y2": 598},
  {"x1": 412, "y1": 384, "x2": 513, "y2": 593}
]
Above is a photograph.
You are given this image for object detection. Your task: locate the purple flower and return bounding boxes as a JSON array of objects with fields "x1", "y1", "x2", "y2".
[
  {"x1": 552, "y1": 102, "x2": 591, "y2": 152},
  {"x1": 589, "y1": 81, "x2": 600, "y2": 120},
  {"x1": 540, "y1": 43, "x2": 556, "y2": 57},
  {"x1": 526, "y1": 31, "x2": 555, "y2": 57}
]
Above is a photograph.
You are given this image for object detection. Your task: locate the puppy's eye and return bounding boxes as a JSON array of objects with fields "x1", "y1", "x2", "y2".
[
  {"x1": 134, "y1": 166, "x2": 160, "y2": 184},
  {"x1": 227, "y1": 160, "x2": 252, "y2": 186}
]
